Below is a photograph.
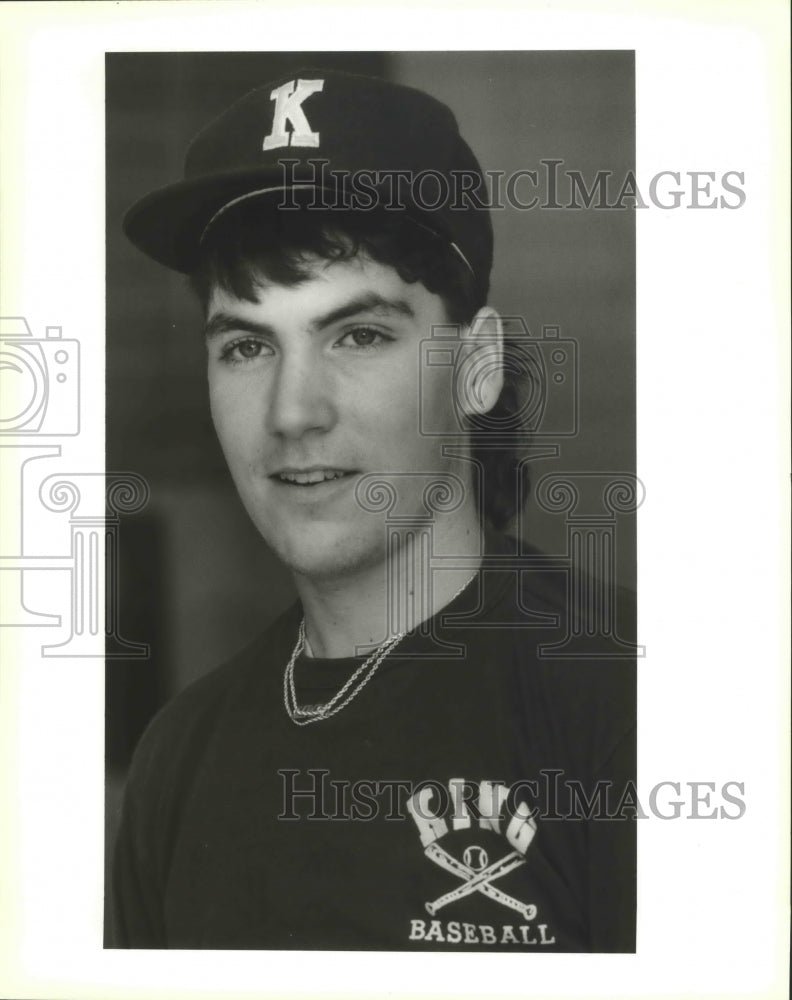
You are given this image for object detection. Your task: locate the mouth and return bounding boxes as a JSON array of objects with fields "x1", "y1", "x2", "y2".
[{"x1": 272, "y1": 468, "x2": 358, "y2": 487}]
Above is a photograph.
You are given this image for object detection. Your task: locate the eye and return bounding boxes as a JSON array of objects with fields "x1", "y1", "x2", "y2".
[
  {"x1": 218, "y1": 336, "x2": 272, "y2": 364},
  {"x1": 335, "y1": 326, "x2": 392, "y2": 350}
]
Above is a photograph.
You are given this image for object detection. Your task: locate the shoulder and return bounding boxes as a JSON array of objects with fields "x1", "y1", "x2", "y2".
[
  {"x1": 490, "y1": 533, "x2": 637, "y2": 769},
  {"x1": 126, "y1": 603, "x2": 299, "y2": 799},
  {"x1": 491, "y1": 531, "x2": 637, "y2": 644}
]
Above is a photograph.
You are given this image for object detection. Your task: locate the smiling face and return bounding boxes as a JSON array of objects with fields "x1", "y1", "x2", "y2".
[{"x1": 206, "y1": 253, "x2": 478, "y2": 582}]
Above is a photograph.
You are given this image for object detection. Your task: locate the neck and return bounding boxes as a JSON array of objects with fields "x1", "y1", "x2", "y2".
[{"x1": 295, "y1": 507, "x2": 485, "y2": 658}]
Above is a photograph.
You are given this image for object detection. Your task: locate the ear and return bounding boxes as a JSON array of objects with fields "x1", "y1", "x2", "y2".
[{"x1": 456, "y1": 306, "x2": 505, "y2": 417}]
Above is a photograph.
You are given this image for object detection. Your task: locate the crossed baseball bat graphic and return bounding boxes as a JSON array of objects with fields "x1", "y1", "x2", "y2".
[{"x1": 424, "y1": 842, "x2": 537, "y2": 921}]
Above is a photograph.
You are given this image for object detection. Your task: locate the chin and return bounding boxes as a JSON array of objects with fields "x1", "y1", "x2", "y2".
[{"x1": 266, "y1": 522, "x2": 387, "y2": 582}]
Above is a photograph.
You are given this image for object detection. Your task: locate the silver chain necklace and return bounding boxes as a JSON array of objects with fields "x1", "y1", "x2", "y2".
[{"x1": 283, "y1": 572, "x2": 477, "y2": 726}]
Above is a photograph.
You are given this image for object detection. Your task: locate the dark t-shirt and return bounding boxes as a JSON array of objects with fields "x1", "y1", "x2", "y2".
[{"x1": 110, "y1": 536, "x2": 636, "y2": 951}]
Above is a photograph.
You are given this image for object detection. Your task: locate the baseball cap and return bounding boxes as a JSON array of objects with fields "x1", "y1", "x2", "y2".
[{"x1": 123, "y1": 69, "x2": 493, "y2": 300}]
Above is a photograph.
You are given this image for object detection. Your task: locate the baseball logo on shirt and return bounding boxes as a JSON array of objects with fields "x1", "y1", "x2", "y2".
[{"x1": 406, "y1": 778, "x2": 556, "y2": 946}]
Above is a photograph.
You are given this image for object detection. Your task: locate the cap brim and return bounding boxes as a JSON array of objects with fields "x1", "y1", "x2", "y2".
[
  {"x1": 124, "y1": 170, "x2": 477, "y2": 282},
  {"x1": 123, "y1": 168, "x2": 290, "y2": 274}
]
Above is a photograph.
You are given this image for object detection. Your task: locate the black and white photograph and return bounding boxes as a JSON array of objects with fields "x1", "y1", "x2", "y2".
[
  {"x1": 0, "y1": 1, "x2": 788, "y2": 997},
  {"x1": 105, "y1": 50, "x2": 637, "y2": 952}
]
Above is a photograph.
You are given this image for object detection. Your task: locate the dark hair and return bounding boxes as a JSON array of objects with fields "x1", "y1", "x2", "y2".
[{"x1": 190, "y1": 204, "x2": 531, "y2": 530}]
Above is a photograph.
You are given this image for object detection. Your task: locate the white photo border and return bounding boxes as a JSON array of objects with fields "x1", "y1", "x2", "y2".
[{"x1": 0, "y1": 1, "x2": 789, "y2": 998}]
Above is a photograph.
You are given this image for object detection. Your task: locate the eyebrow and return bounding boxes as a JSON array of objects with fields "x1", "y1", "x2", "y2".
[{"x1": 203, "y1": 292, "x2": 416, "y2": 341}]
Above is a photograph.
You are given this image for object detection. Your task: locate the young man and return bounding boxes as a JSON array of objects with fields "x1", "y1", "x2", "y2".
[{"x1": 112, "y1": 69, "x2": 636, "y2": 951}]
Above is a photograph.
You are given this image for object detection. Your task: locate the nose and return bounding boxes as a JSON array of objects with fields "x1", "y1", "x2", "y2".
[{"x1": 265, "y1": 347, "x2": 336, "y2": 439}]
